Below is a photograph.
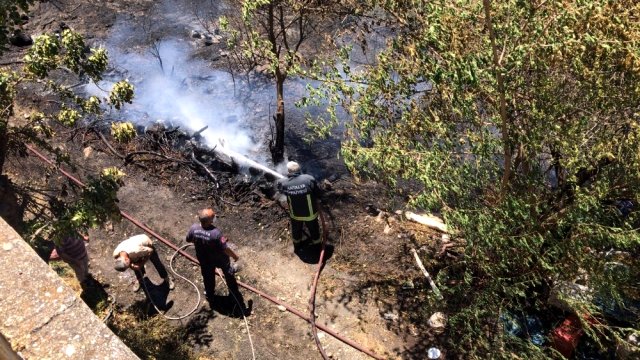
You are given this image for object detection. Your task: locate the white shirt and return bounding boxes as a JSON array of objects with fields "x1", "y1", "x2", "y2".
[{"x1": 113, "y1": 234, "x2": 154, "y2": 262}]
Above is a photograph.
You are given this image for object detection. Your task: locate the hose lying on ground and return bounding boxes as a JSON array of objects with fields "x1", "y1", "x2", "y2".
[
  {"x1": 309, "y1": 209, "x2": 330, "y2": 360},
  {"x1": 216, "y1": 268, "x2": 256, "y2": 360},
  {"x1": 141, "y1": 245, "x2": 255, "y2": 358}
]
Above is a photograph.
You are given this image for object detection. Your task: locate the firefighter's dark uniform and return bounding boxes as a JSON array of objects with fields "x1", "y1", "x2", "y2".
[
  {"x1": 186, "y1": 223, "x2": 245, "y2": 307},
  {"x1": 277, "y1": 171, "x2": 321, "y2": 247}
]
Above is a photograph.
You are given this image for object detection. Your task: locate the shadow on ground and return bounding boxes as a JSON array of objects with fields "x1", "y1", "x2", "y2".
[
  {"x1": 184, "y1": 307, "x2": 214, "y2": 349},
  {"x1": 209, "y1": 295, "x2": 253, "y2": 318},
  {"x1": 294, "y1": 243, "x2": 334, "y2": 264}
]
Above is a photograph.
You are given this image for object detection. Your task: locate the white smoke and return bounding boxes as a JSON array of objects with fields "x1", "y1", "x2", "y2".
[
  {"x1": 86, "y1": 37, "x2": 260, "y2": 159},
  {"x1": 83, "y1": 7, "x2": 340, "y2": 178}
]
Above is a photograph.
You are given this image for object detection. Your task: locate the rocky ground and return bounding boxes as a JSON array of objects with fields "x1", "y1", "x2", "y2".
[{"x1": 1, "y1": 0, "x2": 448, "y2": 359}]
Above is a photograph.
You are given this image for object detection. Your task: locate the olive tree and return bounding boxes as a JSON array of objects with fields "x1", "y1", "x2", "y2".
[
  {"x1": 220, "y1": 0, "x2": 343, "y2": 163},
  {"x1": 311, "y1": 0, "x2": 640, "y2": 356},
  {"x1": 0, "y1": 29, "x2": 133, "y2": 175}
]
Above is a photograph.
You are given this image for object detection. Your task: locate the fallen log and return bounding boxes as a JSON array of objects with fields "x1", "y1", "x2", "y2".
[
  {"x1": 189, "y1": 140, "x2": 284, "y2": 182},
  {"x1": 405, "y1": 211, "x2": 449, "y2": 233},
  {"x1": 94, "y1": 130, "x2": 149, "y2": 170},
  {"x1": 190, "y1": 142, "x2": 235, "y2": 169},
  {"x1": 125, "y1": 150, "x2": 188, "y2": 164}
]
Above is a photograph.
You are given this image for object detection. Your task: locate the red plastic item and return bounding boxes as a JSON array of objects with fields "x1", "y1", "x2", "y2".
[{"x1": 551, "y1": 314, "x2": 584, "y2": 358}]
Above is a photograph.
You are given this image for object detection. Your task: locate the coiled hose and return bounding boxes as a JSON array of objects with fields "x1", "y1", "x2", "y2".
[{"x1": 140, "y1": 243, "x2": 200, "y2": 320}]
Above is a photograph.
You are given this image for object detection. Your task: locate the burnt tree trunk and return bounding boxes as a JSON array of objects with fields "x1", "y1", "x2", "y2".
[
  {"x1": 271, "y1": 72, "x2": 285, "y2": 164},
  {"x1": 266, "y1": 2, "x2": 285, "y2": 164}
]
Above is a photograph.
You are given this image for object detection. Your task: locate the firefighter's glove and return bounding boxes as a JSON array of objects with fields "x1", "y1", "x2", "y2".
[{"x1": 229, "y1": 260, "x2": 243, "y2": 274}]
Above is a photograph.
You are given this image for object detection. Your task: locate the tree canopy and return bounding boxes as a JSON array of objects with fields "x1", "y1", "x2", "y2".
[
  {"x1": 0, "y1": 0, "x2": 32, "y2": 54},
  {"x1": 220, "y1": 0, "x2": 343, "y2": 163},
  {"x1": 1, "y1": 28, "x2": 133, "y2": 240},
  {"x1": 308, "y1": 0, "x2": 640, "y2": 356}
]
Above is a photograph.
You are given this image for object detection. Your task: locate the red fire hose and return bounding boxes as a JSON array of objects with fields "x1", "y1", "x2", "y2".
[
  {"x1": 25, "y1": 144, "x2": 384, "y2": 360},
  {"x1": 310, "y1": 209, "x2": 330, "y2": 359}
]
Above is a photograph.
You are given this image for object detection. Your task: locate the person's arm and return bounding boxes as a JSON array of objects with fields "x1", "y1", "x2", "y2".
[
  {"x1": 224, "y1": 247, "x2": 239, "y2": 262},
  {"x1": 274, "y1": 180, "x2": 290, "y2": 210},
  {"x1": 215, "y1": 231, "x2": 237, "y2": 261},
  {"x1": 130, "y1": 261, "x2": 144, "y2": 271},
  {"x1": 140, "y1": 235, "x2": 153, "y2": 247},
  {"x1": 310, "y1": 178, "x2": 321, "y2": 207},
  {"x1": 185, "y1": 224, "x2": 197, "y2": 243},
  {"x1": 225, "y1": 247, "x2": 244, "y2": 274},
  {"x1": 130, "y1": 250, "x2": 150, "y2": 270},
  {"x1": 130, "y1": 239, "x2": 153, "y2": 270},
  {"x1": 312, "y1": 177, "x2": 321, "y2": 199}
]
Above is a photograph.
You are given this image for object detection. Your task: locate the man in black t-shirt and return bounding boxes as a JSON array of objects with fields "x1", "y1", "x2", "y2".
[{"x1": 186, "y1": 208, "x2": 249, "y2": 315}]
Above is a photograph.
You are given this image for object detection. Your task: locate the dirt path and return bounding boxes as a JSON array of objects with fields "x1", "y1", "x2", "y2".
[
  {"x1": 5, "y1": 141, "x2": 426, "y2": 359},
  {"x1": 84, "y1": 168, "x2": 404, "y2": 359}
]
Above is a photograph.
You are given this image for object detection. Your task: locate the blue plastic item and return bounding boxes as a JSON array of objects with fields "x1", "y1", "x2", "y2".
[
  {"x1": 525, "y1": 315, "x2": 545, "y2": 346},
  {"x1": 500, "y1": 311, "x2": 546, "y2": 346},
  {"x1": 500, "y1": 311, "x2": 524, "y2": 337}
]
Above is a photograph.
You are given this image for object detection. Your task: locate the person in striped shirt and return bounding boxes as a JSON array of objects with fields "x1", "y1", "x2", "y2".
[{"x1": 53, "y1": 232, "x2": 90, "y2": 285}]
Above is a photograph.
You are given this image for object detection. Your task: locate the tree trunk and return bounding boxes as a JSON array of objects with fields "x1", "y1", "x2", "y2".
[
  {"x1": 0, "y1": 119, "x2": 8, "y2": 175},
  {"x1": 266, "y1": 2, "x2": 285, "y2": 164},
  {"x1": 482, "y1": 0, "x2": 512, "y2": 195},
  {"x1": 0, "y1": 78, "x2": 13, "y2": 176},
  {"x1": 271, "y1": 72, "x2": 285, "y2": 164}
]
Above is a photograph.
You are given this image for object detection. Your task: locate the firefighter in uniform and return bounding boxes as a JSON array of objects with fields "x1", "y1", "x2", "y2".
[{"x1": 277, "y1": 161, "x2": 321, "y2": 251}]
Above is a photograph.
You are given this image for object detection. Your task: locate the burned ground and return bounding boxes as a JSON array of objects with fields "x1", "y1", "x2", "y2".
[
  {"x1": 1, "y1": 0, "x2": 448, "y2": 359},
  {"x1": 4, "y1": 127, "x2": 446, "y2": 359}
]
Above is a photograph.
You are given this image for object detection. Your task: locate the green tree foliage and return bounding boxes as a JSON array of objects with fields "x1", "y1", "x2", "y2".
[
  {"x1": 0, "y1": 0, "x2": 32, "y2": 54},
  {"x1": 111, "y1": 121, "x2": 136, "y2": 143},
  {"x1": 0, "y1": 29, "x2": 134, "y2": 174},
  {"x1": 311, "y1": 0, "x2": 640, "y2": 356},
  {"x1": 47, "y1": 167, "x2": 126, "y2": 245},
  {"x1": 1, "y1": 28, "x2": 134, "y2": 248},
  {"x1": 220, "y1": 0, "x2": 342, "y2": 163},
  {"x1": 0, "y1": 70, "x2": 15, "y2": 174}
]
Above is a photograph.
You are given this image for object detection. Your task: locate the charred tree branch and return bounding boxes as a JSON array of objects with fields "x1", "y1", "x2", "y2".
[
  {"x1": 190, "y1": 151, "x2": 219, "y2": 188},
  {"x1": 411, "y1": 248, "x2": 444, "y2": 300},
  {"x1": 95, "y1": 130, "x2": 125, "y2": 159},
  {"x1": 193, "y1": 125, "x2": 208, "y2": 138},
  {"x1": 125, "y1": 151, "x2": 188, "y2": 164}
]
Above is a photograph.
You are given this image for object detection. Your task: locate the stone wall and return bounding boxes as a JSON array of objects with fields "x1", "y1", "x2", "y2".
[{"x1": 0, "y1": 217, "x2": 138, "y2": 359}]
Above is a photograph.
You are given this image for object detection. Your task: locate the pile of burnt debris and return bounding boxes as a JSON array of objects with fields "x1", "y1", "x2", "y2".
[{"x1": 94, "y1": 120, "x2": 280, "y2": 207}]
